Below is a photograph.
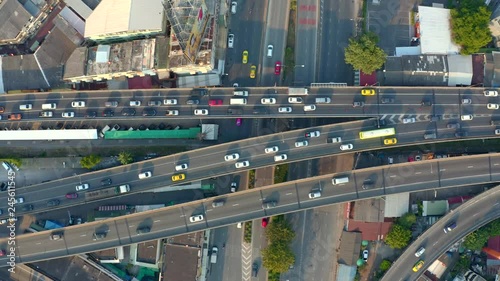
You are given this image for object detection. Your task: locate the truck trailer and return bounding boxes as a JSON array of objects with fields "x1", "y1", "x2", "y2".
[
  {"x1": 288, "y1": 88, "x2": 308, "y2": 95},
  {"x1": 85, "y1": 184, "x2": 130, "y2": 200}
]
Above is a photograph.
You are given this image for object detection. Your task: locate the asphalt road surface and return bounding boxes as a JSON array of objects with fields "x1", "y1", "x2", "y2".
[
  {"x1": 3, "y1": 153, "x2": 500, "y2": 264},
  {"x1": 294, "y1": 0, "x2": 320, "y2": 85}
]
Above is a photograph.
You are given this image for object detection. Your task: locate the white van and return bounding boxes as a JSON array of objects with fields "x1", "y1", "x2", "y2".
[
  {"x1": 332, "y1": 176, "x2": 349, "y2": 185},
  {"x1": 211, "y1": 247, "x2": 218, "y2": 264},
  {"x1": 99, "y1": 125, "x2": 111, "y2": 138},
  {"x1": 267, "y1": 45, "x2": 273, "y2": 57},
  {"x1": 233, "y1": 91, "x2": 249, "y2": 97},
  {"x1": 42, "y1": 103, "x2": 57, "y2": 109},
  {"x1": 315, "y1": 97, "x2": 331, "y2": 104},
  {"x1": 230, "y1": 98, "x2": 247, "y2": 105},
  {"x1": 19, "y1": 104, "x2": 32, "y2": 110}
]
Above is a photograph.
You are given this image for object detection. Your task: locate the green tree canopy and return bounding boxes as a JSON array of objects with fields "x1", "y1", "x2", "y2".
[
  {"x1": 262, "y1": 243, "x2": 295, "y2": 273},
  {"x1": 379, "y1": 260, "x2": 392, "y2": 271},
  {"x1": 450, "y1": 0, "x2": 492, "y2": 55},
  {"x1": 80, "y1": 155, "x2": 101, "y2": 169},
  {"x1": 385, "y1": 224, "x2": 412, "y2": 249},
  {"x1": 464, "y1": 229, "x2": 490, "y2": 250},
  {"x1": 118, "y1": 151, "x2": 133, "y2": 165},
  {"x1": 397, "y1": 213, "x2": 417, "y2": 229},
  {"x1": 265, "y1": 218, "x2": 295, "y2": 244},
  {"x1": 344, "y1": 32, "x2": 387, "y2": 74}
]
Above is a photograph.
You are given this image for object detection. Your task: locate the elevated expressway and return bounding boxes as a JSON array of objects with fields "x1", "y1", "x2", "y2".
[{"x1": 2, "y1": 153, "x2": 500, "y2": 265}]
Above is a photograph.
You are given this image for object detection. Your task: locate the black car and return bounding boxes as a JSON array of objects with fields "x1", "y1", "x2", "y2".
[
  {"x1": 421, "y1": 100, "x2": 432, "y2": 106},
  {"x1": 455, "y1": 131, "x2": 468, "y2": 138},
  {"x1": 252, "y1": 263, "x2": 258, "y2": 277},
  {"x1": 103, "y1": 109, "x2": 114, "y2": 117},
  {"x1": 136, "y1": 226, "x2": 151, "y2": 234},
  {"x1": 121, "y1": 108, "x2": 136, "y2": 116},
  {"x1": 85, "y1": 111, "x2": 97, "y2": 118},
  {"x1": 93, "y1": 232, "x2": 106, "y2": 240},
  {"x1": 22, "y1": 204, "x2": 34, "y2": 211},
  {"x1": 47, "y1": 199, "x2": 60, "y2": 207},
  {"x1": 101, "y1": 178, "x2": 112, "y2": 186},
  {"x1": 142, "y1": 108, "x2": 157, "y2": 116},
  {"x1": 362, "y1": 180, "x2": 374, "y2": 190},
  {"x1": 0, "y1": 182, "x2": 6, "y2": 191},
  {"x1": 186, "y1": 99, "x2": 200, "y2": 105},
  {"x1": 446, "y1": 123, "x2": 460, "y2": 129}
]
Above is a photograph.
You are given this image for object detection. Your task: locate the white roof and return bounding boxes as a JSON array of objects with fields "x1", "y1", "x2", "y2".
[
  {"x1": 384, "y1": 193, "x2": 409, "y2": 217},
  {"x1": 418, "y1": 6, "x2": 460, "y2": 54},
  {"x1": 63, "y1": 0, "x2": 92, "y2": 19},
  {"x1": 84, "y1": 0, "x2": 164, "y2": 38},
  {"x1": 59, "y1": 7, "x2": 85, "y2": 35},
  {"x1": 447, "y1": 55, "x2": 473, "y2": 86},
  {"x1": 395, "y1": 46, "x2": 421, "y2": 57},
  {"x1": 96, "y1": 45, "x2": 111, "y2": 63},
  {"x1": 0, "y1": 129, "x2": 98, "y2": 140}
]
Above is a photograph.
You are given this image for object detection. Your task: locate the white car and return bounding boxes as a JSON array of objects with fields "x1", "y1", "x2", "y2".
[
  {"x1": 484, "y1": 90, "x2": 498, "y2": 97},
  {"x1": 308, "y1": 190, "x2": 322, "y2": 199},
  {"x1": 62, "y1": 112, "x2": 75, "y2": 118},
  {"x1": 295, "y1": 140, "x2": 309, "y2": 147},
  {"x1": 15, "y1": 197, "x2": 24, "y2": 204},
  {"x1": 265, "y1": 146, "x2": 279, "y2": 153},
  {"x1": 71, "y1": 101, "x2": 85, "y2": 108},
  {"x1": 304, "y1": 105, "x2": 316, "y2": 111},
  {"x1": 288, "y1": 97, "x2": 303, "y2": 104},
  {"x1": 278, "y1": 107, "x2": 292, "y2": 113},
  {"x1": 462, "y1": 98, "x2": 472, "y2": 104},
  {"x1": 487, "y1": 103, "x2": 499, "y2": 110},
  {"x1": 461, "y1": 114, "x2": 473, "y2": 121},
  {"x1": 228, "y1": 34, "x2": 234, "y2": 48},
  {"x1": 231, "y1": 1, "x2": 237, "y2": 14},
  {"x1": 495, "y1": 129, "x2": 500, "y2": 135},
  {"x1": 261, "y1": 98, "x2": 276, "y2": 105},
  {"x1": 138, "y1": 171, "x2": 152, "y2": 179},
  {"x1": 166, "y1": 110, "x2": 179, "y2": 116},
  {"x1": 189, "y1": 214, "x2": 204, "y2": 223},
  {"x1": 274, "y1": 154, "x2": 287, "y2": 162},
  {"x1": 403, "y1": 117, "x2": 416, "y2": 124},
  {"x1": 194, "y1": 109, "x2": 209, "y2": 115},
  {"x1": 224, "y1": 153, "x2": 240, "y2": 161},
  {"x1": 362, "y1": 250, "x2": 369, "y2": 262},
  {"x1": 129, "y1": 100, "x2": 141, "y2": 106},
  {"x1": 235, "y1": 161, "x2": 250, "y2": 169},
  {"x1": 305, "y1": 130, "x2": 320, "y2": 138},
  {"x1": 76, "y1": 183, "x2": 89, "y2": 191},
  {"x1": 164, "y1": 99, "x2": 178, "y2": 105},
  {"x1": 230, "y1": 182, "x2": 237, "y2": 192},
  {"x1": 236, "y1": 222, "x2": 243, "y2": 228},
  {"x1": 340, "y1": 144, "x2": 354, "y2": 151},
  {"x1": 415, "y1": 247, "x2": 426, "y2": 257},
  {"x1": 175, "y1": 163, "x2": 189, "y2": 171}
]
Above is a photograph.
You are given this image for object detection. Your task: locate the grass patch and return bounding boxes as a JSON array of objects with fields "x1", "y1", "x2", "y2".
[
  {"x1": 244, "y1": 221, "x2": 252, "y2": 243},
  {"x1": 283, "y1": 6, "x2": 296, "y2": 82},
  {"x1": 248, "y1": 170, "x2": 255, "y2": 189},
  {"x1": 274, "y1": 164, "x2": 289, "y2": 184},
  {"x1": 0, "y1": 158, "x2": 22, "y2": 168},
  {"x1": 268, "y1": 271, "x2": 280, "y2": 281}
]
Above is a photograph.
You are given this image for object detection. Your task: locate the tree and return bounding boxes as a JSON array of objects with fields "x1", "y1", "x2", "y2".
[
  {"x1": 80, "y1": 155, "x2": 101, "y2": 169},
  {"x1": 454, "y1": 255, "x2": 471, "y2": 274},
  {"x1": 262, "y1": 243, "x2": 295, "y2": 273},
  {"x1": 397, "y1": 213, "x2": 417, "y2": 229},
  {"x1": 464, "y1": 229, "x2": 490, "y2": 250},
  {"x1": 379, "y1": 260, "x2": 392, "y2": 271},
  {"x1": 118, "y1": 151, "x2": 133, "y2": 165},
  {"x1": 265, "y1": 219, "x2": 295, "y2": 244},
  {"x1": 385, "y1": 224, "x2": 412, "y2": 249},
  {"x1": 450, "y1": 0, "x2": 492, "y2": 55},
  {"x1": 344, "y1": 32, "x2": 387, "y2": 74}
]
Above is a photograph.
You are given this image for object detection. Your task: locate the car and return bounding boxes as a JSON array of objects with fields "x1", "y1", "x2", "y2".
[
  {"x1": 23, "y1": 204, "x2": 34, "y2": 211},
  {"x1": 484, "y1": 90, "x2": 498, "y2": 97},
  {"x1": 130, "y1": 100, "x2": 141, "y2": 106},
  {"x1": 231, "y1": 1, "x2": 237, "y2": 13},
  {"x1": 47, "y1": 199, "x2": 60, "y2": 207},
  {"x1": 0, "y1": 249, "x2": 5, "y2": 256},
  {"x1": 194, "y1": 109, "x2": 209, "y2": 116},
  {"x1": 250, "y1": 65, "x2": 256, "y2": 78},
  {"x1": 209, "y1": 99, "x2": 223, "y2": 106},
  {"x1": 71, "y1": 101, "x2": 85, "y2": 108},
  {"x1": 14, "y1": 197, "x2": 24, "y2": 204},
  {"x1": 413, "y1": 260, "x2": 425, "y2": 272},
  {"x1": 62, "y1": 112, "x2": 75, "y2": 118},
  {"x1": 233, "y1": 83, "x2": 239, "y2": 87},
  {"x1": 39, "y1": 111, "x2": 54, "y2": 118},
  {"x1": 267, "y1": 45, "x2": 273, "y2": 57},
  {"x1": 265, "y1": 146, "x2": 279, "y2": 153},
  {"x1": 121, "y1": 108, "x2": 136, "y2": 116},
  {"x1": 461, "y1": 114, "x2": 473, "y2": 121},
  {"x1": 340, "y1": 144, "x2": 354, "y2": 151},
  {"x1": 402, "y1": 117, "x2": 416, "y2": 124},
  {"x1": 261, "y1": 217, "x2": 269, "y2": 228},
  {"x1": 415, "y1": 155, "x2": 422, "y2": 161},
  {"x1": 189, "y1": 214, "x2": 204, "y2": 223},
  {"x1": 228, "y1": 34, "x2": 234, "y2": 48},
  {"x1": 148, "y1": 100, "x2": 162, "y2": 106},
  {"x1": 105, "y1": 101, "x2": 118, "y2": 107},
  {"x1": 102, "y1": 109, "x2": 114, "y2": 117},
  {"x1": 224, "y1": 153, "x2": 240, "y2": 161},
  {"x1": 308, "y1": 190, "x2": 322, "y2": 199},
  {"x1": 237, "y1": 222, "x2": 243, "y2": 228},
  {"x1": 164, "y1": 99, "x2": 178, "y2": 105},
  {"x1": 288, "y1": 97, "x2": 303, "y2": 103},
  {"x1": 262, "y1": 201, "x2": 277, "y2": 209},
  {"x1": 495, "y1": 129, "x2": 500, "y2": 135},
  {"x1": 0, "y1": 107, "x2": 4, "y2": 113},
  {"x1": 446, "y1": 123, "x2": 460, "y2": 129},
  {"x1": 462, "y1": 98, "x2": 472, "y2": 104},
  {"x1": 295, "y1": 140, "x2": 309, "y2": 147},
  {"x1": 261, "y1": 98, "x2": 276, "y2": 104},
  {"x1": 166, "y1": 110, "x2": 179, "y2": 116},
  {"x1": 274, "y1": 154, "x2": 287, "y2": 162},
  {"x1": 76, "y1": 183, "x2": 89, "y2": 191},
  {"x1": 175, "y1": 164, "x2": 189, "y2": 171},
  {"x1": 488, "y1": 103, "x2": 499, "y2": 110},
  {"x1": 415, "y1": 247, "x2": 426, "y2": 257},
  {"x1": 305, "y1": 131, "x2": 320, "y2": 138},
  {"x1": 142, "y1": 108, "x2": 157, "y2": 116},
  {"x1": 278, "y1": 107, "x2": 292, "y2": 113},
  {"x1": 430, "y1": 115, "x2": 441, "y2": 122},
  {"x1": 85, "y1": 111, "x2": 97, "y2": 118},
  {"x1": 186, "y1": 99, "x2": 200, "y2": 105},
  {"x1": 421, "y1": 100, "x2": 432, "y2": 106},
  {"x1": 172, "y1": 173, "x2": 186, "y2": 182},
  {"x1": 303, "y1": 104, "x2": 316, "y2": 111},
  {"x1": 236, "y1": 118, "x2": 242, "y2": 126},
  {"x1": 101, "y1": 178, "x2": 112, "y2": 186},
  {"x1": 353, "y1": 101, "x2": 365, "y2": 107},
  {"x1": 252, "y1": 263, "x2": 258, "y2": 277},
  {"x1": 135, "y1": 226, "x2": 151, "y2": 234},
  {"x1": 380, "y1": 97, "x2": 395, "y2": 104},
  {"x1": 230, "y1": 182, "x2": 237, "y2": 192},
  {"x1": 274, "y1": 61, "x2": 282, "y2": 75},
  {"x1": 384, "y1": 138, "x2": 397, "y2": 145},
  {"x1": 93, "y1": 232, "x2": 106, "y2": 241},
  {"x1": 361, "y1": 88, "x2": 375, "y2": 96},
  {"x1": 138, "y1": 171, "x2": 152, "y2": 179},
  {"x1": 242, "y1": 50, "x2": 248, "y2": 64},
  {"x1": 443, "y1": 221, "x2": 457, "y2": 233},
  {"x1": 362, "y1": 179, "x2": 374, "y2": 189},
  {"x1": 235, "y1": 161, "x2": 250, "y2": 168},
  {"x1": 65, "y1": 193, "x2": 78, "y2": 199},
  {"x1": 362, "y1": 250, "x2": 369, "y2": 261}
]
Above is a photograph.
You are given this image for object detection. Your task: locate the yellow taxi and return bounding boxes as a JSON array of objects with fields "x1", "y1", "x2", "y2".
[
  {"x1": 242, "y1": 50, "x2": 248, "y2": 64},
  {"x1": 412, "y1": 260, "x2": 424, "y2": 272},
  {"x1": 172, "y1": 173, "x2": 186, "y2": 182},
  {"x1": 250, "y1": 65, "x2": 256, "y2": 78},
  {"x1": 383, "y1": 138, "x2": 397, "y2": 145},
  {"x1": 361, "y1": 88, "x2": 376, "y2": 96}
]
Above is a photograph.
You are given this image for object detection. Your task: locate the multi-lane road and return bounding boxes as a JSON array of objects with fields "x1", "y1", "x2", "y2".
[{"x1": 4, "y1": 153, "x2": 500, "y2": 264}]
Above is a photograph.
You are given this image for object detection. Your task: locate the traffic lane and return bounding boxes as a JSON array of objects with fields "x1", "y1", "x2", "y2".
[
  {"x1": 207, "y1": 191, "x2": 264, "y2": 224},
  {"x1": 439, "y1": 157, "x2": 490, "y2": 186},
  {"x1": 382, "y1": 162, "x2": 440, "y2": 189},
  {"x1": 378, "y1": 104, "x2": 434, "y2": 116}
]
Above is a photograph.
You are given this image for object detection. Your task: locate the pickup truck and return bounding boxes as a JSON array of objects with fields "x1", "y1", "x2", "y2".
[{"x1": 8, "y1": 114, "x2": 21, "y2": 120}]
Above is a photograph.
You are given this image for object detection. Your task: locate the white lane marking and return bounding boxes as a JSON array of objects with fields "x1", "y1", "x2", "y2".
[
  {"x1": 286, "y1": 192, "x2": 293, "y2": 196},
  {"x1": 36, "y1": 242, "x2": 41, "y2": 245},
  {"x1": 80, "y1": 234, "x2": 87, "y2": 237},
  {"x1": 154, "y1": 220, "x2": 161, "y2": 223},
  {"x1": 206, "y1": 209, "x2": 213, "y2": 212},
  {"x1": 128, "y1": 225, "x2": 134, "y2": 228},
  {"x1": 233, "y1": 203, "x2": 239, "y2": 207},
  {"x1": 467, "y1": 166, "x2": 474, "y2": 168},
  {"x1": 390, "y1": 175, "x2": 396, "y2": 178},
  {"x1": 494, "y1": 163, "x2": 500, "y2": 166},
  {"x1": 440, "y1": 169, "x2": 446, "y2": 171},
  {"x1": 415, "y1": 172, "x2": 421, "y2": 175}
]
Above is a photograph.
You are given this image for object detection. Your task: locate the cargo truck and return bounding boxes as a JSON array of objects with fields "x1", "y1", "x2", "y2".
[
  {"x1": 85, "y1": 184, "x2": 130, "y2": 200},
  {"x1": 288, "y1": 87, "x2": 308, "y2": 95}
]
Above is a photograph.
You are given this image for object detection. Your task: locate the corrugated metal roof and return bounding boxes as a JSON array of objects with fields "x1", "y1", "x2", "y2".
[
  {"x1": 447, "y1": 55, "x2": 473, "y2": 86},
  {"x1": 0, "y1": 129, "x2": 97, "y2": 140},
  {"x1": 63, "y1": 0, "x2": 93, "y2": 19},
  {"x1": 419, "y1": 6, "x2": 460, "y2": 55},
  {"x1": 422, "y1": 200, "x2": 449, "y2": 216},
  {"x1": 0, "y1": 0, "x2": 32, "y2": 40},
  {"x1": 384, "y1": 193, "x2": 410, "y2": 217}
]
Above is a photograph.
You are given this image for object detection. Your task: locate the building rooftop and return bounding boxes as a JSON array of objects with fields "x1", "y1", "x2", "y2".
[
  {"x1": 422, "y1": 200, "x2": 449, "y2": 216},
  {"x1": 347, "y1": 221, "x2": 392, "y2": 241},
  {"x1": 384, "y1": 193, "x2": 410, "y2": 218},
  {"x1": 337, "y1": 231, "x2": 362, "y2": 266},
  {"x1": 0, "y1": 0, "x2": 32, "y2": 43},
  {"x1": 418, "y1": 6, "x2": 460, "y2": 55},
  {"x1": 63, "y1": 0, "x2": 93, "y2": 19},
  {"x1": 163, "y1": 244, "x2": 200, "y2": 281},
  {"x1": 352, "y1": 198, "x2": 385, "y2": 222},
  {"x1": 137, "y1": 240, "x2": 159, "y2": 265},
  {"x1": 168, "y1": 231, "x2": 203, "y2": 248},
  {"x1": 384, "y1": 55, "x2": 449, "y2": 86}
]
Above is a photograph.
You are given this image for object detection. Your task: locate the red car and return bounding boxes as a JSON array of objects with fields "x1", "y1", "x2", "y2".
[
  {"x1": 0, "y1": 249, "x2": 5, "y2": 256},
  {"x1": 274, "y1": 61, "x2": 282, "y2": 75},
  {"x1": 209, "y1": 99, "x2": 223, "y2": 106},
  {"x1": 65, "y1": 193, "x2": 78, "y2": 199},
  {"x1": 261, "y1": 217, "x2": 269, "y2": 228},
  {"x1": 236, "y1": 118, "x2": 242, "y2": 126}
]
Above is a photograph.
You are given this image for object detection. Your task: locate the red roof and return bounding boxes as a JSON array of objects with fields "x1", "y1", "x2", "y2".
[
  {"x1": 347, "y1": 221, "x2": 392, "y2": 241},
  {"x1": 447, "y1": 195, "x2": 473, "y2": 205},
  {"x1": 487, "y1": 236, "x2": 500, "y2": 259},
  {"x1": 128, "y1": 76, "x2": 153, "y2": 89},
  {"x1": 359, "y1": 71, "x2": 377, "y2": 86}
]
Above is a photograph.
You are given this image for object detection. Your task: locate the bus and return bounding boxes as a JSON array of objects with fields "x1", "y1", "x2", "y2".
[{"x1": 359, "y1": 128, "x2": 396, "y2": 140}]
